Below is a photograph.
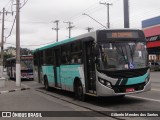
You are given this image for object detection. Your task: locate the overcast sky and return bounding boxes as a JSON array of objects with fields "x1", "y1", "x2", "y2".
[{"x1": 0, "y1": 0, "x2": 160, "y2": 50}]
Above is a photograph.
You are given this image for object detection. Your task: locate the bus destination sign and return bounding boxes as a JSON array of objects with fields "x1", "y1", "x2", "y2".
[
  {"x1": 21, "y1": 56, "x2": 33, "y2": 60},
  {"x1": 107, "y1": 32, "x2": 139, "y2": 38},
  {"x1": 112, "y1": 32, "x2": 132, "y2": 38}
]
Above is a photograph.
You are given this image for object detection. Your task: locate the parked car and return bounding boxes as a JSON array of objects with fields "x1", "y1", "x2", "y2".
[{"x1": 149, "y1": 62, "x2": 160, "y2": 71}]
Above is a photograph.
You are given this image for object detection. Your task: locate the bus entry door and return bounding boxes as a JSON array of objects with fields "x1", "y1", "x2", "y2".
[{"x1": 83, "y1": 40, "x2": 96, "y2": 93}]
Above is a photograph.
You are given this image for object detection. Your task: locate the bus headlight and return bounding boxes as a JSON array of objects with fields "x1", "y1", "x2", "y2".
[{"x1": 98, "y1": 78, "x2": 112, "y2": 88}]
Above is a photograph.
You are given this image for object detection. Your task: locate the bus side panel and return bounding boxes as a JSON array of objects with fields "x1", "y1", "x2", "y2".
[
  {"x1": 56, "y1": 67, "x2": 61, "y2": 87},
  {"x1": 42, "y1": 65, "x2": 55, "y2": 86},
  {"x1": 60, "y1": 65, "x2": 84, "y2": 91}
]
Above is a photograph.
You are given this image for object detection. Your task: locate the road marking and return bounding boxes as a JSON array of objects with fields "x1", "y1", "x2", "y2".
[
  {"x1": 127, "y1": 95, "x2": 160, "y2": 103},
  {"x1": 151, "y1": 89, "x2": 160, "y2": 92}
]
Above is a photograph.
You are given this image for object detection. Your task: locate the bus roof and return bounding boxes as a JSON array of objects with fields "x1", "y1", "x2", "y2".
[
  {"x1": 32, "y1": 30, "x2": 97, "y2": 53},
  {"x1": 7, "y1": 57, "x2": 16, "y2": 61},
  {"x1": 33, "y1": 37, "x2": 76, "y2": 53},
  {"x1": 33, "y1": 29, "x2": 142, "y2": 53},
  {"x1": 6, "y1": 55, "x2": 33, "y2": 61}
]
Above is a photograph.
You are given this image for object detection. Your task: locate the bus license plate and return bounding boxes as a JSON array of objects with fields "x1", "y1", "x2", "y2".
[{"x1": 126, "y1": 88, "x2": 135, "y2": 92}]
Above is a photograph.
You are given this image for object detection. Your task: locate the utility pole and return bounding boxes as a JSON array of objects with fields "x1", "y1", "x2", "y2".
[
  {"x1": 52, "y1": 20, "x2": 59, "y2": 42},
  {"x1": 86, "y1": 27, "x2": 93, "y2": 32},
  {"x1": 99, "y1": 2, "x2": 112, "y2": 28},
  {"x1": 16, "y1": 0, "x2": 21, "y2": 86},
  {"x1": 0, "y1": 8, "x2": 13, "y2": 77},
  {"x1": 0, "y1": 8, "x2": 5, "y2": 77},
  {"x1": 124, "y1": 0, "x2": 129, "y2": 28},
  {"x1": 64, "y1": 21, "x2": 74, "y2": 38}
]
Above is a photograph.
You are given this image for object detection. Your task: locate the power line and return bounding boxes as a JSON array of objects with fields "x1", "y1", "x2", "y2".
[
  {"x1": 66, "y1": 0, "x2": 120, "y2": 22},
  {"x1": 82, "y1": 13, "x2": 107, "y2": 29},
  {"x1": 0, "y1": 0, "x2": 12, "y2": 12},
  {"x1": 70, "y1": 6, "x2": 103, "y2": 23},
  {"x1": 5, "y1": 15, "x2": 16, "y2": 40},
  {"x1": 65, "y1": 0, "x2": 120, "y2": 26},
  {"x1": 20, "y1": 0, "x2": 29, "y2": 9},
  {"x1": 5, "y1": 0, "x2": 14, "y2": 12},
  {"x1": 5, "y1": 41, "x2": 55, "y2": 47},
  {"x1": 3, "y1": 19, "x2": 50, "y2": 24},
  {"x1": 64, "y1": 1, "x2": 99, "y2": 21},
  {"x1": 64, "y1": 0, "x2": 121, "y2": 30}
]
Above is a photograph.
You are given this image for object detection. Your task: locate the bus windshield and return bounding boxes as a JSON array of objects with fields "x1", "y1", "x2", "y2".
[
  {"x1": 21, "y1": 59, "x2": 33, "y2": 70},
  {"x1": 96, "y1": 41, "x2": 148, "y2": 71}
]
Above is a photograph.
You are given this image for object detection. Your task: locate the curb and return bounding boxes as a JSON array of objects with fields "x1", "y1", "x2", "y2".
[{"x1": 0, "y1": 87, "x2": 30, "y2": 94}]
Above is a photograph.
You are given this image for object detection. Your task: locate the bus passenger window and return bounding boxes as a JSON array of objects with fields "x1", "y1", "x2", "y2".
[
  {"x1": 68, "y1": 41, "x2": 83, "y2": 64},
  {"x1": 72, "y1": 55, "x2": 78, "y2": 63},
  {"x1": 71, "y1": 54, "x2": 82, "y2": 64},
  {"x1": 62, "y1": 52, "x2": 69, "y2": 64},
  {"x1": 61, "y1": 45, "x2": 70, "y2": 64},
  {"x1": 78, "y1": 59, "x2": 81, "y2": 63}
]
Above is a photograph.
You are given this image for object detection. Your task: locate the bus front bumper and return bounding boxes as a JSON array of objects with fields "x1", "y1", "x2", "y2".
[
  {"x1": 21, "y1": 75, "x2": 33, "y2": 79},
  {"x1": 96, "y1": 80, "x2": 151, "y2": 97}
]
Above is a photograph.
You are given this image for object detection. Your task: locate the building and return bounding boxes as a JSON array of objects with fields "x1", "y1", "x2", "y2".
[{"x1": 142, "y1": 16, "x2": 160, "y2": 62}]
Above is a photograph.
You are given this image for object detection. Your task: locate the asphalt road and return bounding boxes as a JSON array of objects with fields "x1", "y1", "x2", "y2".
[
  {"x1": 25, "y1": 72, "x2": 160, "y2": 119},
  {"x1": 126, "y1": 71, "x2": 160, "y2": 106}
]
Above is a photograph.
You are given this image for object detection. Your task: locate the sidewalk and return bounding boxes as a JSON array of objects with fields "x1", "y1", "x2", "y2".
[{"x1": 0, "y1": 71, "x2": 30, "y2": 94}]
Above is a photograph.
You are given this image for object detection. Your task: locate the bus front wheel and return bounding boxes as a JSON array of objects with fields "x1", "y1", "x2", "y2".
[{"x1": 75, "y1": 80, "x2": 85, "y2": 101}]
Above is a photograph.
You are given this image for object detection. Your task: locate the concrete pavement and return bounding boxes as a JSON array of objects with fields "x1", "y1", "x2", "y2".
[
  {"x1": 0, "y1": 80, "x2": 30, "y2": 94},
  {"x1": 0, "y1": 71, "x2": 29, "y2": 94}
]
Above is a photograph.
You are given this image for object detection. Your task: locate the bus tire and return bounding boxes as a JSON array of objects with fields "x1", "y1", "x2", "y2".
[
  {"x1": 74, "y1": 79, "x2": 85, "y2": 101},
  {"x1": 44, "y1": 76, "x2": 50, "y2": 91}
]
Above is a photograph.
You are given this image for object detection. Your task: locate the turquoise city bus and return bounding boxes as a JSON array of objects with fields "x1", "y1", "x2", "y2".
[{"x1": 33, "y1": 29, "x2": 151, "y2": 100}]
